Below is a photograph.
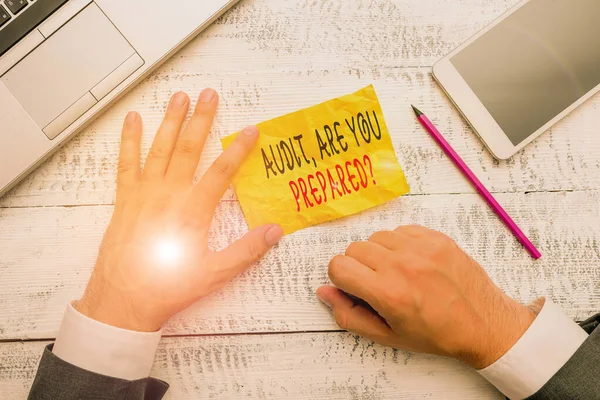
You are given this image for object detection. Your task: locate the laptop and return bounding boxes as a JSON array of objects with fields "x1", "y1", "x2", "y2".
[{"x1": 0, "y1": 0, "x2": 239, "y2": 197}]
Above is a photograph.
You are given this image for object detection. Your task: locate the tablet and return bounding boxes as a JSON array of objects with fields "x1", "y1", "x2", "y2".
[{"x1": 433, "y1": 0, "x2": 600, "y2": 159}]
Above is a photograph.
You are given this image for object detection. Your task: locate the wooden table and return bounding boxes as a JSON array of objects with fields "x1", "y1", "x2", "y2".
[{"x1": 1, "y1": 0, "x2": 599, "y2": 398}]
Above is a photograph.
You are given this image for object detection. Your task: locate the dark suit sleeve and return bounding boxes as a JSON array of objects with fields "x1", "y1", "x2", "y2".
[
  {"x1": 526, "y1": 314, "x2": 600, "y2": 400},
  {"x1": 28, "y1": 345, "x2": 169, "y2": 400}
]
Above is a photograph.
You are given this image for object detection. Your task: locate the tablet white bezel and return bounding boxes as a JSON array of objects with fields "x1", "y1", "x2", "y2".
[{"x1": 432, "y1": 0, "x2": 600, "y2": 160}]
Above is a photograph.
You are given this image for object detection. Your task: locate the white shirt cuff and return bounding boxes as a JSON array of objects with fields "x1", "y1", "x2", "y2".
[
  {"x1": 52, "y1": 302, "x2": 162, "y2": 381},
  {"x1": 478, "y1": 300, "x2": 589, "y2": 400}
]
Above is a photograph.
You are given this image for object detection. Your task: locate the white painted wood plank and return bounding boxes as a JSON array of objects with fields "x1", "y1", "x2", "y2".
[
  {"x1": 198, "y1": 0, "x2": 520, "y2": 70},
  {"x1": 1, "y1": 191, "x2": 599, "y2": 340},
  {"x1": 4, "y1": 0, "x2": 600, "y2": 207},
  {"x1": 1, "y1": 66, "x2": 599, "y2": 208},
  {"x1": 0, "y1": 334, "x2": 502, "y2": 399}
]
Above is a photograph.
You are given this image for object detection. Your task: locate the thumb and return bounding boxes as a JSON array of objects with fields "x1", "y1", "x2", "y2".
[
  {"x1": 316, "y1": 286, "x2": 397, "y2": 346},
  {"x1": 215, "y1": 224, "x2": 284, "y2": 276}
]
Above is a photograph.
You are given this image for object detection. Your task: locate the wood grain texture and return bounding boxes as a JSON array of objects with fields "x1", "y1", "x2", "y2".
[
  {"x1": 2, "y1": 190, "x2": 599, "y2": 340},
  {"x1": 1, "y1": 0, "x2": 599, "y2": 398},
  {"x1": 2, "y1": 0, "x2": 600, "y2": 208},
  {"x1": 0, "y1": 334, "x2": 502, "y2": 400}
]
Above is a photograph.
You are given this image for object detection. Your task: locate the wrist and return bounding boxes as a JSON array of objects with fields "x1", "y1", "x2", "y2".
[
  {"x1": 462, "y1": 296, "x2": 537, "y2": 369},
  {"x1": 76, "y1": 287, "x2": 163, "y2": 333}
]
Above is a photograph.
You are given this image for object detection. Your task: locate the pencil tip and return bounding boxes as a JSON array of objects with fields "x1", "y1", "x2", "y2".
[{"x1": 411, "y1": 105, "x2": 423, "y2": 117}]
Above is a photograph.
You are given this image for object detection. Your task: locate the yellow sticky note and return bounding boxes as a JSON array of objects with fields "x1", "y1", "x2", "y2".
[{"x1": 222, "y1": 85, "x2": 410, "y2": 234}]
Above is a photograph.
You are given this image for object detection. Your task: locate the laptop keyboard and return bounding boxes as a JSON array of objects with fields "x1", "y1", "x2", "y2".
[
  {"x1": 4, "y1": 0, "x2": 29, "y2": 15},
  {"x1": 0, "y1": 1, "x2": 34, "y2": 29},
  {"x1": 0, "y1": 0, "x2": 68, "y2": 57}
]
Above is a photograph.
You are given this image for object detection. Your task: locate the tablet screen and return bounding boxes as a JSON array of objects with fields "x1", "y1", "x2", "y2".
[{"x1": 451, "y1": 0, "x2": 600, "y2": 146}]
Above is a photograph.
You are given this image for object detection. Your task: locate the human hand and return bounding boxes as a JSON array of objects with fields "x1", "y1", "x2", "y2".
[
  {"x1": 317, "y1": 225, "x2": 535, "y2": 369},
  {"x1": 76, "y1": 90, "x2": 283, "y2": 332}
]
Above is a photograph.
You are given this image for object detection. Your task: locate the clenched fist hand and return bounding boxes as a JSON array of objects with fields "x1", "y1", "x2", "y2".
[{"x1": 317, "y1": 225, "x2": 535, "y2": 369}]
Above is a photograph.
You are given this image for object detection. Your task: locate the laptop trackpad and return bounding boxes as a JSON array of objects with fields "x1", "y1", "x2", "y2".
[{"x1": 1, "y1": 3, "x2": 136, "y2": 135}]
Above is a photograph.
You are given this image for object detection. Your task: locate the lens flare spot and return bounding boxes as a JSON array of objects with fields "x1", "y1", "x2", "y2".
[{"x1": 155, "y1": 239, "x2": 183, "y2": 266}]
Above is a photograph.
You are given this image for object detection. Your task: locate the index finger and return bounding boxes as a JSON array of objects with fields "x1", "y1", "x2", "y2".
[
  {"x1": 345, "y1": 241, "x2": 395, "y2": 271},
  {"x1": 191, "y1": 126, "x2": 259, "y2": 224},
  {"x1": 328, "y1": 255, "x2": 380, "y2": 308}
]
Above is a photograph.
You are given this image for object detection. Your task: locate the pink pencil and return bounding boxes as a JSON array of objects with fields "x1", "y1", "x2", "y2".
[{"x1": 412, "y1": 105, "x2": 541, "y2": 260}]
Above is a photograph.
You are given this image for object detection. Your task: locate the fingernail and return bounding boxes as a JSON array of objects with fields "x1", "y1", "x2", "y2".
[
  {"x1": 317, "y1": 292, "x2": 332, "y2": 309},
  {"x1": 125, "y1": 111, "x2": 138, "y2": 125},
  {"x1": 170, "y1": 92, "x2": 189, "y2": 108},
  {"x1": 199, "y1": 88, "x2": 217, "y2": 103},
  {"x1": 242, "y1": 125, "x2": 259, "y2": 137},
  {"x1": 265, "y1": 225, "x2": 284, "y2": 246}
]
